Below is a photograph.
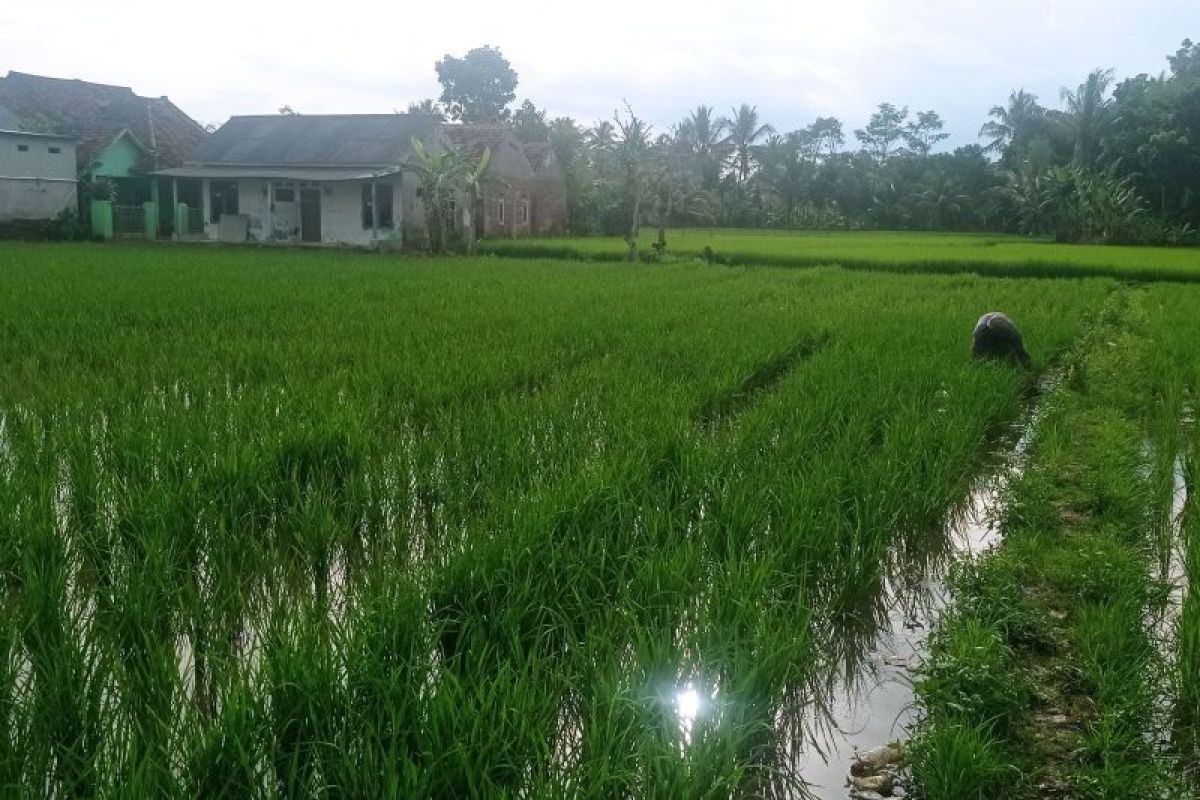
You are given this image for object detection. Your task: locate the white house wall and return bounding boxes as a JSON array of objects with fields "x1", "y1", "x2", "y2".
[
  {"x1": 0, "y1": 133, "x2": 77, "y2": 221},
  {"x1": 200, "y1": 176, "x2": 402, "y2": 246}
]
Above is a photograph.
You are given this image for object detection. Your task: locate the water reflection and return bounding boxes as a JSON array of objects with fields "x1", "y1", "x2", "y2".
[
  {"x1": 1157, "y1": 451, "x2": 1190, "y2": 651},
  {"x1": 791, "y1": 405, "x2": 1041, "y2": 798},
  {"x1": 674, "y1": 684, "x2": 704, "y2": 746}
]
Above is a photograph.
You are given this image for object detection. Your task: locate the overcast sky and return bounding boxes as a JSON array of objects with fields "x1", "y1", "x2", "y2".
[{"x1": 1, "y1": 1, "x2": 1194, "y2": 148}]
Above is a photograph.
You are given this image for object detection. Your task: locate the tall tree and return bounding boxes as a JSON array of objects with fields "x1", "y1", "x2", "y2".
[
  {"x1": 979, "y1": 89, "x2": 1044, "y2": 159},
  {"x1": 808, "y1": 116, "x2": 845, "y2": 159},
  {"x1": 677, "y1": 105, "x2": 728, "y2": 189},
  {"x1": 435, "y1": 46, "x2": 518, "y2": 123},
  {"x1": 548, "y1": 117, "x2": 591, "y2": 233},
  {"x1": 757, "y1": 133, "x2": 813, "y2": 226},
  {"x1": 512, "y1": 99, "x2": 550, "y2": 143},
  {"x1": 722, "y1": 104, "x2": 774, "y2": 182},
  {"x1": 612, "y1": 106, "x2": 652, "y2": 260},
  {"x1": 646, "y1": 128, "x2": 715, "y2": 252},
  {"x1": 855, "y1": 103, "x2": 909, "y2": 163},
  {"x1": 1061, "y1": 68, "x2": 1115, "y2": 168},
  {"x1": 1168, "y1": 38, "x2": 1200, "y2": 79},
  {"x1": 904, "y1": 110, "x2": 949, "y2": 156},
  {"x1": 1102, "y1": 41, "x2": 1200, "y2": 228}
]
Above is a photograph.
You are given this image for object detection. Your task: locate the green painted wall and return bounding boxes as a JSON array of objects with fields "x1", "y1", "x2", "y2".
[
  {"x1": 90, "y1": 200, "x2": 113, "y2": 239},
  {"x1": 143, "y1": 202, "x2": 157, "y2": 240},
  {"x1": 90, "y1": 135, "x2": 142, "y2": 178}
]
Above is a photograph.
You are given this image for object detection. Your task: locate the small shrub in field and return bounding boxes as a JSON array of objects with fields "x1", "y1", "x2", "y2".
[
  {"x1": 908, "y1": 722, "x2": 1013, "y2": 800},
  {"x1": 917, "y1": 616, "x2": 1031, "y2": 736}
]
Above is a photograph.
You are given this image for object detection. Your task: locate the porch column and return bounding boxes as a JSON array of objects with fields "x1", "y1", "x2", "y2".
[
  {"x1": 171, "y1": 179, "x2": 179, "y2": 240},
  {"x1": 266, "y1": 180, "x2": 274, "y2": 242},
  {"x1": 201, "y1": 179, "x2": 211, "y2": 232},
  {"x1": 371, "y1": 181, "x2": 378, "y2": 241}
]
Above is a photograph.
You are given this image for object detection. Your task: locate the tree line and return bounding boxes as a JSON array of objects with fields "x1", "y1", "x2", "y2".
[{"x1": 412, "y1": 41, "x2": 1200, "y2": 248}]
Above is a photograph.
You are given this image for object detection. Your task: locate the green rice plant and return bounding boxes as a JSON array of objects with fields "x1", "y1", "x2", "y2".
[
  {"x1": 907, "y1": 722, "x2": 1014, "y2": 800},
  {"x1": 480, "y1": 229, "x2": 1200, "y2": 283},
  {"x1": 911, "y1": 285, "x2": 1199, "y2": 797},
  {"x1": 917, "y1": 615, "x2": 1032, "y2": 737},
  {"x1": 0, "y1": 241, "x2": 1122, "y2": 794}
]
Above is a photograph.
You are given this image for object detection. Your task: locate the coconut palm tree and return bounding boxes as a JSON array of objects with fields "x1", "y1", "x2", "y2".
[
  {"x1": 1060, "y1": 68, "x2": 1115, "y2": 168},
  {"x1": 722, "y1": 104, "x2": 775, "y2": 183},
  {"x1": 979, "y1": 89, "x2": 1044, "y2": 157},
  {"x1": 912, "y1": 170, "x2": 970, "y2": 230},
  {"x1": 612, "y1": 108, "x2": 652, "y2": 260},
  {"x1": 755, "y1": 133, "x2": 812, "y2": 226},
  {"x1": 677, "y1": 105, "x2": 728, "y2": 190}
]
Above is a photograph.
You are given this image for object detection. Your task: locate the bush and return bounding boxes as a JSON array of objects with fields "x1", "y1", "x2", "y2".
[{"x1": 0, "y1": 209, "x2": 86, "y2": 241}]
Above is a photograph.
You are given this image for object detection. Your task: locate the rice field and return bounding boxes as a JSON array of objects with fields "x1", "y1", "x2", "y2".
[
  {"x1": 0, "y1": 238, "x2": 1193, "y2": 797},
  {"x1": 480, "y1": 230, "x2": 1200, "y2": 282}
]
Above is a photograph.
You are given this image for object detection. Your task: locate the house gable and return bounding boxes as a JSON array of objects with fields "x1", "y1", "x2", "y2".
[{"x1": 88, "y1": 130, "x2": 147, "y2": 179}]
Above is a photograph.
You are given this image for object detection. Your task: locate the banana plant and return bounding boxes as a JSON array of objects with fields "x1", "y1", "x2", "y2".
[{"x1": 407, "y1": 137, "x2": 469, "y2": 253}]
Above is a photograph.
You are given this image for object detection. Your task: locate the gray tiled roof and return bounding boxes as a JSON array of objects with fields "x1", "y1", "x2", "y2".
[
  {"x1": 0, "y1": 102, "x2": 20, "y2": 130},
  {"x1": 196, "y1": 115, "x2": 441, "y2": 166}
]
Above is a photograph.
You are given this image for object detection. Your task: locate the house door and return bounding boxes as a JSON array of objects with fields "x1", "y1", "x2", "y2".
[{"x1": 300, "y1": 188, "x2": 321, "y2": 242}]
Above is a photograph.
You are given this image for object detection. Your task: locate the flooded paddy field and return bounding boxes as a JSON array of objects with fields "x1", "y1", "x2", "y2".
[{"x1": 0, "y1": 241, "x2": 1165, "y2": 796}]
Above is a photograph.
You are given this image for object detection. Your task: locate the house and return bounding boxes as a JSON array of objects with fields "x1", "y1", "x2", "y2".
[
  {"x1": 156, "y1": 114, "x2": 441, "y2": 245},
  {"x1": 155, "y1": 114, "x2": 568, "y2": 247},
  {"x1": 0, "y1": 71, "x2": 207, "y2": 235},
  {"x1": 521, "y1": 141, "x2": 569, "y2": 236},
  {"x1": 440, "y1": 125, "x2": 567, "y2": 237},
  {"x1": 0, "y1": 102, "x2": 78, "y2": 222}
]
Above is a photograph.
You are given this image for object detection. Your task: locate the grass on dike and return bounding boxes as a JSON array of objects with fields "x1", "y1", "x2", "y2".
[{"x1": 480, "y1": 229, "x2": 1200, "y2": 283}]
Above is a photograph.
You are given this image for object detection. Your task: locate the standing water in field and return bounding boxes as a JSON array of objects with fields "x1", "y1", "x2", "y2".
[
  {"x1": 1158, "y1": 450, "x2": 1190, "y2": 648},
  {"x1": 793, "y1": 381, "x2": 1049, "y2": 799}
]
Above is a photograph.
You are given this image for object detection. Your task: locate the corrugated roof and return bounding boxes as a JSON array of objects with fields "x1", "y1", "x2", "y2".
[
  {"x1": 0, "y1": 72, "x2": 206, "y2": 169},
  {"x1": 195, "y1": 115, "x2": 440, "y2": 166},
  {"x1": 155, "y1": 165, "x2": 399, "y2": 181}
]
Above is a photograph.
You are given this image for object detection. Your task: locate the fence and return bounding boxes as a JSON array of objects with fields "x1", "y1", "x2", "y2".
[
  {"x1": 113, "y1": 205, "x2": 144, "y2": 236},
  {"x1": 187, "y1": 206, "x2": 204, "y2": 235},
  {"x1": 89, "y1": 201, "x2": 162, "y2": 240}
]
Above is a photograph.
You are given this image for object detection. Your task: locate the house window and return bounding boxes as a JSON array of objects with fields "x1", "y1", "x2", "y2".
[
  {"x1": 360, "y1": 182, "x2": 394, "y2": 229},
  {"x1": 16, "y1": 144, "x2": 28, "y2": 152},
  {"x1": 518, "y1": 201, "x2": 528, "y2": 224},
  {"x1": 209, "y1": 180, "x2": 239, "y2": 223},
  {"x1": 496, "y1": 197, "x2": 505, "y2": 224},
  {"x1": 376, "y1": 183, "x2": 394, "y2": 228},
  {"x1": 48, "y1": 146, "x2": 61, "y2": 154},
  {"x1": 274, "y1": 183, "x2": 295, "y2": 202}
]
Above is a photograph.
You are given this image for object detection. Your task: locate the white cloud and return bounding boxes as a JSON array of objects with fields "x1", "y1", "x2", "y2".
[{"x1": 2, "y1": 0, "x2": 1194, "y2": 146}]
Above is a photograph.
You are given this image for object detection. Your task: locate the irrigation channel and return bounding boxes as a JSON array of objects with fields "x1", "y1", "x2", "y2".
[{"x1": 793, "y1": 375, "x2": 1051, "y2": 799}]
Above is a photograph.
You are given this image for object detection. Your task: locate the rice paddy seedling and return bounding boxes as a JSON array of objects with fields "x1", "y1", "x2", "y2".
[
  {"x1": 0, "y1": 240, "x2": 1152, "y2": 796},
  {"x1": 913, "y1": 285, "x2": 1200, "y2": 798}
]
